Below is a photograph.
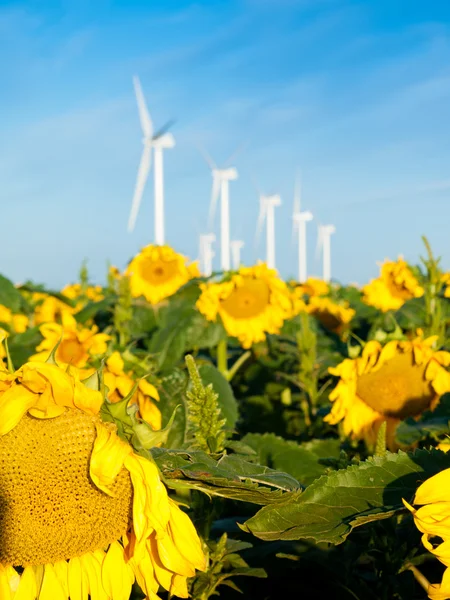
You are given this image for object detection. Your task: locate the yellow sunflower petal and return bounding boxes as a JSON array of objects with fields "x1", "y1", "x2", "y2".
[{"x1": 90, "y1": 424, "x2": 132, "y2": 496}]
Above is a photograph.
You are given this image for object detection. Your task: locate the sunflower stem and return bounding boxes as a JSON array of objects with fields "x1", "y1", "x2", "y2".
[
  {"x1": 374, "y1": 421, "x2": 387, "y2": 458},
  {"x1": 114, "y1": 275, "x2": 133, "y2": 349},
  {"x1": 406, "y1": 564, "x2": 430, "y2": 593},
  {"x1": 216, "y1": 339, "x2": 228, "y2": 377},
  {"x1": 421, "y1": 236, "x2": 444, "y2": 344},
  {"x1": 226, "y1": 350, "x2": 251, "y2": 381}
]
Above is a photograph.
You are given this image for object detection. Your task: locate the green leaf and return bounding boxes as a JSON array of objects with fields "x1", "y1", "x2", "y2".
[
  {"x1": 242, "y1": 433, "x2": 342, "y2": 486},
  {"x1": 197, "y1": 363, "x2": 239, "y2": 430},
  {"x1": 0, "y1": 274, "x2": 25, "y2": 312},
  {"x1": 74, "y1": 298, "x2": 115, "y2": 324},
  {"x1": 152, "y1": 448, "x2": 300, "y2": 505},
  {"x1": 8, "y1": 327, "x2": 43, "y2": 367},
  {"x1": 395, "y1": 393, "x2": 450, "y2": 445},
  {"x1": 18, "y1": 283, "x2": 75, "y2": 307},
  {"x1": 242, "y1": 448, "x2": 450, "y2": 543},
  {"x1": 158, "y1": 369, "x2": 189, "y2": 448}
]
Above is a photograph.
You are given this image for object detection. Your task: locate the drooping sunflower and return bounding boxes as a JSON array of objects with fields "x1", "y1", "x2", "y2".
[
  {"x1": 326, "y1": 336, "x2": 450, "y2": 447},
  {"x1": 404, "y1": 469, "x2": 450, "y2": 599},
  {"x1": 0, "y1": 304, "x2": 28, "y2": 333},
  {"x1": 126, "y1": 244, "x2": 200, "y2": 305},
  {"x1": 84, "y1": 351, "x2": 161, "y2": 431},
  {"x1": 30, "y1": 312, "x2": 110, "y2": 367},
  {"x1": 304, "y1": 296, "x2": 355, "y2": 336},
  {"x1": 362, "y1": 257, "x2": 424, "y2": 312},
  {"x1": 0, "y1": 357, "x2": 205, "y2": 599},
  {"x1": 196, "y1": 263, "x2": 293, "y2": 349}
]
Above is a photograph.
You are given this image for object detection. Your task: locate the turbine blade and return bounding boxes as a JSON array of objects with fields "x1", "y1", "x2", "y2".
[
  {"x1": 197, "y1": 144, "x2": 216, "y2": 170},
  {"x1": 293, "y1": 170, "x2": 301, "y2": 215},
  {"x1": 153, "y1": 118, "x2": 176, "y2": 139},
  {"x1": 315, "y1": 226, "x2": 323, "y2": 261},
  {"x1": 207, "y1": 175, "x2": 221, "y2": 230},
  {"x1": 133, "y1": 76, "x2": 153, "y2": 138},
  {"x1": 128, "y1": 145, "x2": 152, "y2": 232},
  {"x1": 254, "y1": 199, "x2": 266, "y2": 249},
  {"x1": 224, "y1": 139, "x2": 248, "y2": 167}
]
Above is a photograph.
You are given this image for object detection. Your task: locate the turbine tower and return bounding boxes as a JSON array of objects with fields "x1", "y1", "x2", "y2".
[
  {"x1": 292, "y1": 174, "x2": 313, "y2": 283},
  {"x1": 201, "y1": 150, "x2": 239, "y2": 272},
  {"x1": 230, "y1": 240, "x2": 244, "y2": 270},
  {"x1": 256, "y1": 193, "x2": 282, "y2": 270},
  {"x1": 199, "y1": 234, "x2": 216, "y2": 277},
  {"x1": 317, "y1": 224, "x2": 336, "y2": 282},
  {"x1": 128, "y1": 75, "x2": 175, "y2": 244}
]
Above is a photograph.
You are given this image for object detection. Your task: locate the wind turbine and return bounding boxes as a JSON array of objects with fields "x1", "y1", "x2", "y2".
[
  {"x1": 199, "y1": 234, "x2": 216, "y2": 277},
  {"x1": 128, "y1": 75, "x2": 175, "y2": 244},
  {"x1": 292, "y1": 174, "x2": 313, "y2": 283},
  {"x1": 201, "y1": 150, "x2": 239, "y2": 272},
  {"x1": 255, "y1": 191, "x2": 282, "y2": 270},
  {"x1": 317, "y1": 224, "x2": 336, "y2": 282},
  {"x1": 230, "y1": 240, "x2": 244, "y2": 270}
]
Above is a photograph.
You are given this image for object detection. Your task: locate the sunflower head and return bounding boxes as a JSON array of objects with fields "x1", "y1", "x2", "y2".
[
  {"x1": 305, "y1": 296, "x2": 355, "y2": 336},
  {"x1": 362, "y1": 257, "x2": 424, "y2": 312},
  {"x1": 0, "y1": 349, "x2": 205, "y2": 598},
  {"x1": 403, "y1": 469, "x2": 450, "y2": 600},
  {"x1": 326, "y1": 336, "x2": 450, "y2": 447},
  {"x1": 30, "y1": 312, "x2": 111, "y2": 368},
  {"x1": 196, "y1": 263, "x2": 293, "y2": 348},
  {"x1": 294, "y1": 277, "x2": 329, "y2": 298},
  {"x1": 125, "y1": 244, "x2": 200, "y2": 305},
  {"x1": 0, "y1": 305, "x2": 28, "y2": 333}
]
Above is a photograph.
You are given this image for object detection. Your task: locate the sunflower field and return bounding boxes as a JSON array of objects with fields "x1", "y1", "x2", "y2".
[{"x1": 2, "y1": 238, "x2": 450, "y2": 600}]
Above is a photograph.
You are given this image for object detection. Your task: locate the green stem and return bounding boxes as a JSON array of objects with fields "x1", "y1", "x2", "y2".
[
  {"x1": 226, "y1": 350, "x2": 251, "y2": 381},
  {"x1": 374, "y1": 421, "x2": 387, "y2": 457},
  {"x1": 407, "y1": 564, "x2": 430, "y2": 593},
  {"x1": 217, "y1": 339, "x2": 228, "y2": 376}
]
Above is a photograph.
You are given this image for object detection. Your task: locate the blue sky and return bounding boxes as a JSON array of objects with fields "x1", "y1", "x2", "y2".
[{"x1": 2, "y1": 0, "x2": 450, "y2": 287}]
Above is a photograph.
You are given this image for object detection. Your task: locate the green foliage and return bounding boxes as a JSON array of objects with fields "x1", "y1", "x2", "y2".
[
  {"x1": 0, "y1": 274, "x2": 27, "y2": 312},
  {"x1": 186, "y1": 355, "x2": 227, "y2": 453},
  {"x1": 243, "y1": 448, "x2": 450, "y2": 543},
  {"x1": 191, "y1": 534, "x2": 266, "y2": 600}
]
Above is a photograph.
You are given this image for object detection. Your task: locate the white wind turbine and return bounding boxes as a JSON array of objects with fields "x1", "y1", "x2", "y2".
[
  {"x1": 128, "y1": 75, "x2": 175, "y2": 244},
  {"x1": 201, "y1": 150, "x2": 239, "y2": 272},
  {"x1": 230, "y1": 240, "x2": 244, "y2": 270},
  {"x1": 255, "y1": 190, "x2": 282, "y2": 270},
  {"x1": 317, "y1": 224, "x2": 336, "y2": 282},
  {"x1": 199, "y1": 233, "x2": 216, "y2": 277},
  {"x1": 292, "y1": 174, "x2": 313, "y2": 283}
]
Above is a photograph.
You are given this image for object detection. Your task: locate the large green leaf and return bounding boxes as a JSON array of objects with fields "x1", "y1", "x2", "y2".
[
  {"x1": 197, "y1": 364, "x2": 239, "y2": 430},
  {"x1": 0, "y1": 275, "x2": 25, "y2": 312},
  {"x1": 152, "y1": 448, "x2": 300, "y2": 505},
  {"x1": 75, "y1": 297, "x2": 115, "y2": 324},
  {"x1": 242, "y1": 433, "x2": 341, "y2": 486},
  {"x1": 242, "y1": 448, "x2": 450, "y2": 544}
]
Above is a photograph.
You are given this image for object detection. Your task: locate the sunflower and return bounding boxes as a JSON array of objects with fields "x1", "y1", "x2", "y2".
[
  {"x1": 84, "y1": 351, "x2": 161, "y2": 431},
  {"x1": 0, "y1": 304, "x2": 28, "y2": 333},
  {"x1": 362, "y1": 257, "x2": 424, "y2": 312},
  {"x1": 293, "y1": 277, "x2": 329, "y2": 298},
  {"x1": 0, "y1": 355, "x2": 205, "y2": 599},
  {"x1": 326, "y1": 336, "x2": 450, "y2": 447},
  {"x1": 30, "y1": 312, "x2": 110, "y2": 368},
  {"x1": 441, "y1": 273, "x2": 450, "y2": 298},
  {"x1": 126, "y1": 245, "x2": 200, "y2": 305},
  {"x1": 404, "y1": 469, "x2": 450, "y2": 599},
  {"x1": 196, "y1": 263, "x2": 292, "y2": 349},
  {"x1": 62, "y1": 283, "x2": 105, "y2": 304},
  {"x1": 305, "y1": 296, "x2": 355, "y2": 336},
  {"x1": 33, "y1": 293, "x2": 75, "y2": 325}
]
